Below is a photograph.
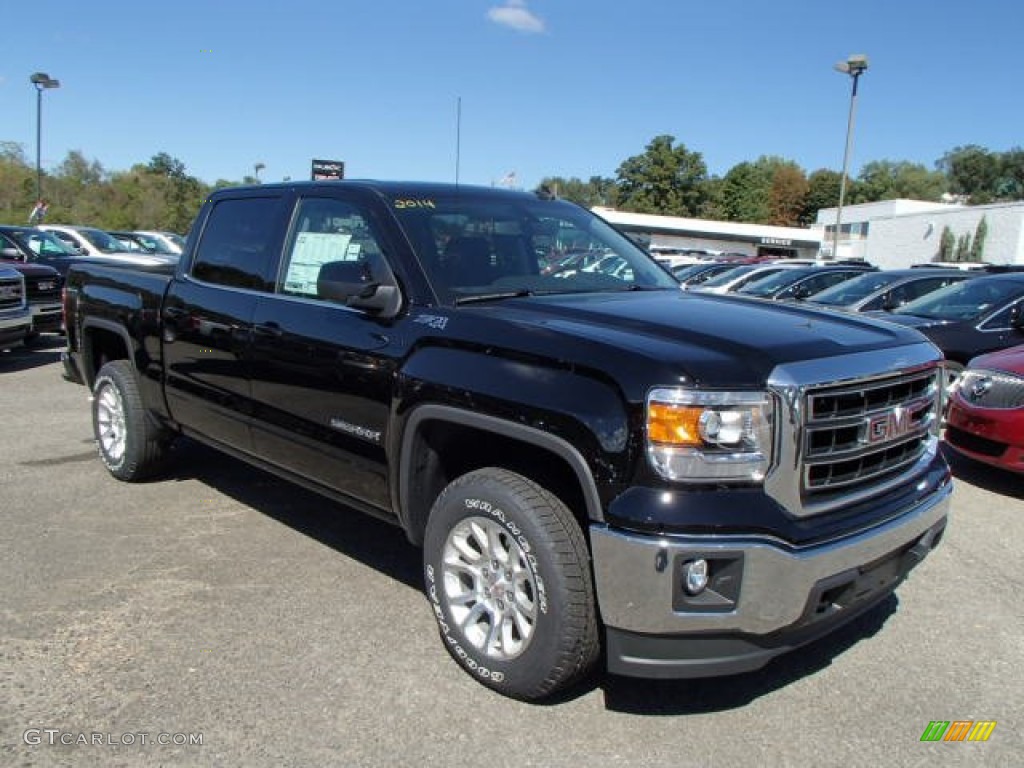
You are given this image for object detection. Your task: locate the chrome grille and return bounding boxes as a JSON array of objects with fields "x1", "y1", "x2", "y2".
[
  {"x1": 803, "y1": 369, "x2": 939, "y2": 496},
  {"x1": 0, "y1": 276, "x2": 24, "y2": 311}
]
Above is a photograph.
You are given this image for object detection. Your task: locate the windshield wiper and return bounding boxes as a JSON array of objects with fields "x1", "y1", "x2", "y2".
[{"x1": 454, "y1": 289, "x2": 534, "y2": 306}]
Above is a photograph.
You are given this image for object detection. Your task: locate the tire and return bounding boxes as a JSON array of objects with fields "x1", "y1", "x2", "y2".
[
  {"x1": 423, "y1": 468, "x2": 599, "y2": 700},
  {"x1": 92, "y1": 360, "x2": 167, "y2": 481}
]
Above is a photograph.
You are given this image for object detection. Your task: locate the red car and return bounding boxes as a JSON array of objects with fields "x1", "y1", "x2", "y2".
[{"x1": 944, "y1": 345, "x2": 1024, "y2": 472}]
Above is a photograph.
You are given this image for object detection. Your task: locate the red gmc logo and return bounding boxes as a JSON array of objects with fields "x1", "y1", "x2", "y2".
[{"x1": 866, "y1": 407, "x2": 912, "y2": 443}]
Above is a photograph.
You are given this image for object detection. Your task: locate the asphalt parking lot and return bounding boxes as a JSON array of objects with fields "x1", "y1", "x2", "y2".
[{"x1": 1, "y1": 339, "x2": 1021, "y2": 768}]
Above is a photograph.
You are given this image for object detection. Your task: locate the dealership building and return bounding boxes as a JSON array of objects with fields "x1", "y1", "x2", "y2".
[
  {"x1": 593, "y1": 208, "x2": 823, "y2": 261},
  {"x1": 813, "y1": 199, "x2": 1024, "y2": 268},
  {"x1": 594, "y1": 200, "x2": 1024, "y2": 268}
]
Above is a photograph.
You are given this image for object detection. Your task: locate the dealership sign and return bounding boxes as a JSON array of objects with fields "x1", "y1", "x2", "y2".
[{"x1": 311, "y1": 159, "x2": 345, "y2": 181}]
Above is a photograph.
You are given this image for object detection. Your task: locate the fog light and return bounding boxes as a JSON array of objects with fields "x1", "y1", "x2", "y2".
[{"x1": 682, "y1": 559, "x2": 709, "y2": 595}]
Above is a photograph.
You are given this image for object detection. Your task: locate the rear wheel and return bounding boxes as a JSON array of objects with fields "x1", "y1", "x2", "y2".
[
  {"x1": 423, "y1": 468, "x2": 599, "y2": 700},
  {"x1": 92, "y1": 360, "x2": 168, "y2": 481}
]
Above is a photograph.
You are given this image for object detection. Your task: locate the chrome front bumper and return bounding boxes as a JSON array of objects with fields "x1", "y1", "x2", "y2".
[{"x1": 591, "y1": 480, "x2": 951, "y2": 638}]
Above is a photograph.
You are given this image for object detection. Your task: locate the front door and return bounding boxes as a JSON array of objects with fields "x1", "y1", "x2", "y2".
[{"x1": 248, "y1": 193, "x2": 402, "y2": 511}]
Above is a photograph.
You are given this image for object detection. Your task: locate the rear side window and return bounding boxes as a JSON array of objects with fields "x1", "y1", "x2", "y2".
[{"x1": 192, "y1": 197, "x2": 283, "y2": 291}]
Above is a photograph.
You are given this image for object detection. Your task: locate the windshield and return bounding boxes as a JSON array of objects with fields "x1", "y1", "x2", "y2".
[
  {"x1": 734, "y1": 268, "x2": 814, "y2": 297},
  {"x1": 388, "y1": 193, "x2": 678, "y2": 302},
  {"x1": 165, "y1": 233, "x2": 186, "y2": 250},
  {"x1": 133, "y1": 233, "x2": 177, "y2": 254},
  {"x1": 807, "y1": 272, "x2": 900, "y2": 306},
  {"x1": 10, "y1": 229, "x2": 79, "y2": 257},
  {"x1": 80, "y1": 228, "x2": 131, "y2": 253},
  {"x1": 696, "y1": 264, "x2": 759, "y2": 289},
  {"x1": 893, "y1": 277, "x2": 1024, "y2": 321}
]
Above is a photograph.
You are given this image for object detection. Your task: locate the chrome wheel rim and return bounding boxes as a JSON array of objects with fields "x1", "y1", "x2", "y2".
[
  {"x1": 441, "y1": 516, "x2": 537, "y2": 661},
  {"x1": 96, "y1": 383, "x2": 127, "y2": 462}
]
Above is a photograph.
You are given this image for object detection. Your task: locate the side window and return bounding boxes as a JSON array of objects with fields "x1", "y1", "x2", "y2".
[
  {"x1": 901, "y1": 278, "x2": 944, "y2": 304},
  {"x1": 279, "y1": 197, "x2": 387, "y2": 299},
  {"x1": 192, "y1": 197, "x2": 283, "y2": 291},
  {"x1": 980, "y1": 303, "x2": 1019, "y2": 330}
]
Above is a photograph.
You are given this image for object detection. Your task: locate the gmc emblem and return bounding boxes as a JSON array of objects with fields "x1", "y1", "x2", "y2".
[{"x1": 866, "y1": 407, "x2": 912, "y2": 444}]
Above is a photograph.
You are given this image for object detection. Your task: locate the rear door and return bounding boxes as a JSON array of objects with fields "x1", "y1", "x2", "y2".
[
  {"x1": 248, "y1": 190, "x2": 406, "y2": 511},
  {"x1": 162, "y1": 191, "x2": 292, "y2": 451}
]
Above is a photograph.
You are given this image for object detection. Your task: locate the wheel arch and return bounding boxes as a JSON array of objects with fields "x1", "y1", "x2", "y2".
[
  {"x1": 397, "y1": 404, "x2": 604, "y2": 546},
  {"x1": 81, "y1": 318, "x2": 135, "y2": 389}
]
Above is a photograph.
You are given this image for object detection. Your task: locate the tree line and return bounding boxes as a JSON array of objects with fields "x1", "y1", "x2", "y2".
[
  {"x1": 1, "y1": 137, "x2": 1022, "y2": 234},
  {"x1": 540, "y1": 136, "x2": 1024, "y2": 226}
]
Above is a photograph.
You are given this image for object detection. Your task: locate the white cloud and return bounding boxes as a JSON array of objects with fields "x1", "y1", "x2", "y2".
[{"x1": 487, "y1": 1, "x2": 546, "y2": 34}]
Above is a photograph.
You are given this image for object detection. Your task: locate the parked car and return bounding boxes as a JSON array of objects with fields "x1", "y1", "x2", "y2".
[
  {"x1": 132, "y1": 230, "x2": 185, "y2": 255},
  {"x1": 734, "y1": 265, "x2": 876, "y2": 302},
  {"x1": 108, "y1": 231, "x2": 157, "y2": 253},
  {"x1": 0, "y1": 265, "x2": 31, "y2": 351},
  {"x1": 869, "y1": 273, "x2": 1024, "y2": 386},
  {"x1": 111, "y1": 231, "x2": 181, "y2": 257},
  {"x1": 37, "y1": 225, "x2": 175, "y2": 267},
  {"x1": 806, "y1": 268, "x2": 975, "y2": 313},
  {"x1": 944, "y1": 345, "x2": 1024, "y2": 473},
  {"x1": 0, "y1": 259, "x2": 62, "y2": 341},
  {"x1": 689, "y1": 262, "x2": 804, "y2": 295},
  {"x1": 0, "y1": 225, "x2": 89, "y2": 277},
  {"x1": 671, "y1": 261, "x2": 748, "y2": 288}
]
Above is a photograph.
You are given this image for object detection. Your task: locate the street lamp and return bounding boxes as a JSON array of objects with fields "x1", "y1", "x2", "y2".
[
  {"x1": 254, "y1": 162, "x2": 265, "y2": 183},
  {"x1": 29, "y1": 72, "x2": 60, "y2": 202},
  {"x1": 831, "y1": 54, "x2": 868, "y2": 260}
]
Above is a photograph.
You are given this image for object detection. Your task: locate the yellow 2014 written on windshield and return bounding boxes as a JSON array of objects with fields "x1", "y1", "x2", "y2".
[{"x1": 393, "y1": 199, "x2": 436, "y2": 209}]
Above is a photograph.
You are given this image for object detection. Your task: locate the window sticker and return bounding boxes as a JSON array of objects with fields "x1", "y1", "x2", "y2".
[{"x1": 283, "y1": 231, "x2": 353, "y2": 295}]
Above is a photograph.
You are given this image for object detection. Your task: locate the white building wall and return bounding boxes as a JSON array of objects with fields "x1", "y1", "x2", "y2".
[{"x1": 865, "y1": 204, "x2": 1024, "y2": 268}]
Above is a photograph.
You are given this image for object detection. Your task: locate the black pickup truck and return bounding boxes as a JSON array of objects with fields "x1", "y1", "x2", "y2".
[{"x1": 63, "y1": 181, "x2": 952, "y2": 700}]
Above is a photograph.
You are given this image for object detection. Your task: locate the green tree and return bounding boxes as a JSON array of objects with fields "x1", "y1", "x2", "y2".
[
  {"x1": 996, "y1": 148, "x2": 1024, "y2": 200},
  {"x1": 853, "y1": 160, "x2": 946, "y2": 202},
  {"x1": 696, "y1": 176, "x2": 727, "y2": 219},
  {"x1": 721, "y1": 161, "x2": 770, "y2": 222},
  {"x1": 801, "y1": 169, "x2": 842, "y2": 226},
  {"x1": 938, "y1": 145, "x2": 1000, "y2": 204},
  {"x1": 615, "y1": 135, "x2": 708, "y2": 216},
  {"x1": 971, "y1": 216, "x2": 988, "y2": 261},
  {"x1": 955, "y1": 233, "x2": 971, "y2": 262},
  {"x1": 936, "y1": 225, "x2": 956, "y2": 262},
  {"x1": 0, "y1": 142, "x2": 35, "y2": 223},
  {"x1": 535, "y1": 176, "x2": 617, "y2": 207}
]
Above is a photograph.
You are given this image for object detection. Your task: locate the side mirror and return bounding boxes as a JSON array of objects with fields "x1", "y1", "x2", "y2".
[
  {"x1": 880, "y1": 290, "x2": 898, "y2": 311},
  {"x1": 0, "y1": 246, "x2": 22, "y2": 260},
  {"x1": 317, "y1": 259, "x2": 401, "y2": 318}
]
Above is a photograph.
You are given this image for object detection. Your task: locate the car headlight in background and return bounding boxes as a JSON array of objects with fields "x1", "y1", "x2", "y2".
[
  {"x1": 646, "y1": 388, "x2": 775, "y2": 482},
  {"x1": 957, "y1": 369, "x2": 1024, "y2": 409}
]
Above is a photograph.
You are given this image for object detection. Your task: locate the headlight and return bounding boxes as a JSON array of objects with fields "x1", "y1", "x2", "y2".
[
  {"x1": 646, "y1": 388, "x2": 774, "y2": 482},
  {"x1": 958, "y1": 369, "x2": 1024, "y2": 409}
]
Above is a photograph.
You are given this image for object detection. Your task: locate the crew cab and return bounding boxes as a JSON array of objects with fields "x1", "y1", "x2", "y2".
[{"x1": 62, "y1": 181, "x2": 952, "y2": 700}]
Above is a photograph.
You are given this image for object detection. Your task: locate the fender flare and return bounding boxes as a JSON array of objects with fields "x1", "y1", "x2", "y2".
[
  {"x1": 396, "y1": 404, "x2": 606, "y2": 536},
  {"x1": 80, "y1": 317, "x2": 137, "y2": 387}
]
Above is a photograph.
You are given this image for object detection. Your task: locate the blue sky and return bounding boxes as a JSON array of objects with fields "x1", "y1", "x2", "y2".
[{"x1": 2, "y1": 1, "x2": 1022, "y2": 190}]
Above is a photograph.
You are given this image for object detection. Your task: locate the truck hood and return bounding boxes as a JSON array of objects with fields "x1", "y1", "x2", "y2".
[{"x1": 467, "y1": 290, "x2": 936, "y2": 389}]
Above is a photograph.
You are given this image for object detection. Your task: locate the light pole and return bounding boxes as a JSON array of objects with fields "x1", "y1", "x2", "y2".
[
  {"x1": 832, "y1": 54, "x2": 868, "y2": 261},
  {"x1": 29, "y1": 72, "x2": 60, "y2": 202},
  {"x1": 254, "y1": 162, "x2": 265, "y2": 183}
]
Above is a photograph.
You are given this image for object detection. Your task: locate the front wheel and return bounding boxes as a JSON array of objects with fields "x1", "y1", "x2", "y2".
[
  {"x1": 423, "y1": 468, "x2": 599, "y2": 700},
  {"x1": 92, "y1": 360, "x2": 168, "y2": 481}
]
